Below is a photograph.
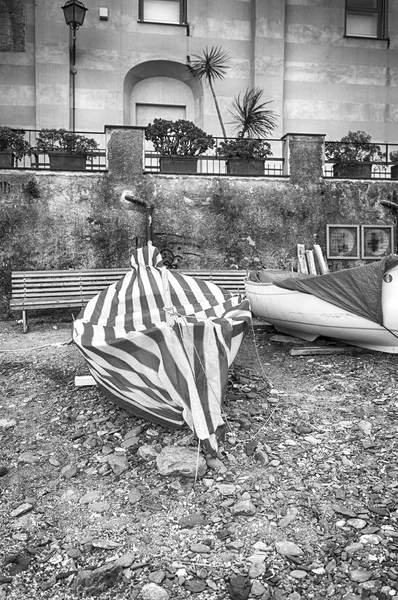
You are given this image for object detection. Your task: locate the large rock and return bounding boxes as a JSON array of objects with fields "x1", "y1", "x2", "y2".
[
  {"x1": 156, "y1": 446, "x2": 207, "y2": 478},
  {"x1": 72, "y1": 563, "x2": 121, "y2": 592}
]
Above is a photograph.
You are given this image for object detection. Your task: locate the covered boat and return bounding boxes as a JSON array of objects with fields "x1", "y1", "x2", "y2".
[
  {"x1": 245, "y1": 255, "x2": 398, "y2": 353},
  {"x1": 73, "y1": 243, "x2": 251, "y2": 452}
]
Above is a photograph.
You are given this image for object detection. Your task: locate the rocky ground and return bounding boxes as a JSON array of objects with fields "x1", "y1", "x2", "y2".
[{"x1": 1, "y1": 313, "x2": 398, "y2": 600}]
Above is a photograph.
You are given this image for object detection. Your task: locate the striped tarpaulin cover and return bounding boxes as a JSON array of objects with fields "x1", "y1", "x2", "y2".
[{"x1": 73, "y1": 244, "x2": 252, "y2": 451}]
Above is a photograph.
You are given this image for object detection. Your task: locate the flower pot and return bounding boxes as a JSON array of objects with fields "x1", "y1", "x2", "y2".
[
  {"x1": 332, "y1": 162, "x2": 372, "y2": 178},
  {"x1": 0, "y1": 151, "x2": 14, "y2": 168},
  {"x1": 159, "y1": 156, "x2": 198, "y2": 174},
  {"x1": 391, "y1": 164, "x2": 398, "y2": 179},
  {"x1": 226, "y1": 158, "x2": 265, "y2": 176},
  {"x1": 48, "y1": 152, "x2": 87, "y2": 171}
]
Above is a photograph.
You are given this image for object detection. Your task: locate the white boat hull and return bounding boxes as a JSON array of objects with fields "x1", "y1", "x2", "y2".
[{"x1": 245, "y1": 264, "x2": 398, "y2": 353}]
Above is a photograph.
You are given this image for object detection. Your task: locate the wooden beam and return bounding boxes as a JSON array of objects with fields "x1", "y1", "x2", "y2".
[
  {"x1": 305, "y1": 250, "x2": 317, "y2": 275},
  {"x1": 297, "y1": 244, "x2": 308, "y2": 273},
  {"x1": 290, "y1": 345, "x2": 374, "y2": 356},
  {"x1": 313, "y1": 245, "x2": 329, "y2": 274}
]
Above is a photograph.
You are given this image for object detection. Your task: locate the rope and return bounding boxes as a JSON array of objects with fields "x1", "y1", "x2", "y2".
[
  {"x1": 250, "y1": 320, "x2": 273, "y2": 389},
  {"x1": 0, "y1": 339, "x2": 73, "y2": 353}
]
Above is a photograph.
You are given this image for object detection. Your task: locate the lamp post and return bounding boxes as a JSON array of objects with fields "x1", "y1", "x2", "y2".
[{"x1": 61, "y1": 0, "x2": 88, "y2": 132}]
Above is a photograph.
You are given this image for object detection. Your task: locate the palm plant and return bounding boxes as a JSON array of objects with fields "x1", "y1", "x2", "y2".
[
  {"x1": 187, "y1": 46, "x2": 230, "y2": 138},
  {"x1": 229, "y1": 87, "x2": 278, "y2": 138}
]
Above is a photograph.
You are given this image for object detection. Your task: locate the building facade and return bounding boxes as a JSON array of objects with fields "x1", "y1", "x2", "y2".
[{"x1": 1, "y1": 0, "x2": 398, "y2": 142}]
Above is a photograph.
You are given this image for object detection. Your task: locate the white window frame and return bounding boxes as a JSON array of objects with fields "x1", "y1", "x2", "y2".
[
  {"x1": 138, "y1": 0, "x2": 187, "y2": 25},
  {"x1": 345, "y1": 0, "x2": 388, "y2": 39}
]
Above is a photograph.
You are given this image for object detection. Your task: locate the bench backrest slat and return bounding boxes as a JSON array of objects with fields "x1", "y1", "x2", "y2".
[{"x1": 10, "y1": 268, "x2": 247, "y2": 310}]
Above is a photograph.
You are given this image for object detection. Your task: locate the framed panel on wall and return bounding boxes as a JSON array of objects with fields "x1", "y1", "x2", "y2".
[
  {"x1": 326, "y1": 224, "x2": 360, "y2": 259},
  {"x1": 361, "y1": 225, "x2": 394, "y2": 260}
]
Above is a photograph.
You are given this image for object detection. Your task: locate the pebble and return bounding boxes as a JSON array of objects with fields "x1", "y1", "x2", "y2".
[
  {"x1": 10, "y1": 503, "x2": 33, "y2": 518},
  {"x1": 156, "y1": 447, "x2": 207, "y2": 478},
  {"x1": 290, "y1": 570, "x2": 307, "y2": 579},
  {"x1": 89, "y1": 501, "x2": 110, "y2": 513},
  {"x1": 0, "y1": 466, "x2": 9, "y2": 477},
  {"x1": 217, "y1": 483, "x2": 236, "y2": 496},
  {"x1": 141, "y1": 582, "x2": 170, "y2": 600},
  {"x1": 360, "y1": 534, "x2": 382, "y2": 545},
  {"x1": 60, "y1": 464, "x2": 78, "y2": 479},
  {"x1": 346, "y1": 518, "x2": 367, "y2": 529},
  {"x1": 349, "y1": 568, "x2": 373, "y2": 582},
  {"x1": 275, "y1": 541, "x2": 303, "y2": 556},
  {"x1": 0, "y1": 419, "x2": 17, "y2": 429},
  {"x1": 79, "y1": 491, "x2": 101, "y2": 504},
  {"x1": 249, "y1": 560, "x2": 266, "y2": 578},
  {"x1": 279, "y1": 507, "x2": 299, "y2": 528},
  {"x1": 231, "y1": 500, "x2": 257, "y2": 516},
  {"x1": 251, "y1": 580, "x2": 267, "y2": 596},
  {"x1": 185, "y1": 580, "x2": 206, "y2": 593},
  {"x1": 115, "y1": 552, "x2": 135, "y2": 568},
  {"x1": 190, "y1": 543, "x2": 211, "y2": 554},
  {"x1": 345, "y1": 542, "x2": 364, "y2": 554},
  {"x1": 107, "y1": 453, "x2": 129, "y2": 476},
  {"x1": 18, "y1": 452, "x2": 40, "y2": 464},
  {"x1": 128, "y1": 487, "x2": 142, "y2": 505},
  {"x1": 179, "y1": 513, "x2": 206, "y2": 528},
  {"x1": 137, "y1": 445, "x2": 160, "y2": 460},
  {"x1": 148, "y1": 570, "x2": 165, "y2": 584}
]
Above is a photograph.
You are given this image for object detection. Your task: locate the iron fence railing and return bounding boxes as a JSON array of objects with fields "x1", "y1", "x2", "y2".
[
  {"x1": 2, "y1": 129, "x2": 107, "y2": 171},
  {"x1": 144, "y1": 137, "x2": 286, "y2": 176},
  {"x1": 323, "y1": 141, "x2": 398, "y2": 180}
]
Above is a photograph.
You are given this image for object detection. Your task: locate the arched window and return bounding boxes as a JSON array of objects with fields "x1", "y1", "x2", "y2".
[{"x1": 123, "y1": 60, "x2": 203, "y2": 127}]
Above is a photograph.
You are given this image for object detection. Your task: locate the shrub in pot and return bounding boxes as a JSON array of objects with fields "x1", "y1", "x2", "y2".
[
  {"x1": 217, "y1": 87, "x2": 277, "y2": 175},
  {"x1": 217, "y1": 137, "x2": 273, "y2": 175},
  {"x1": 145, "y1": 118, "x2": 214, "y2": 174},
  {"x1": 0, "y1": 126, "x2": 31, "y2": 168},
  {"x1": 36, "y1": 128, "x2": 99, "y2": 171},
  {"x1": 325, "y1": 130, "x2": 383, "y2": 178}
]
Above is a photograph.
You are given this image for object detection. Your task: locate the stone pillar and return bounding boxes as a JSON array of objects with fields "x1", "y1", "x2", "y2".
[
  {"x1": 105, "y1": 126, "x2": 145, "y2": 179},
  {"x1": 282, "y1": 133, "x2": 326, "y2": 184}
]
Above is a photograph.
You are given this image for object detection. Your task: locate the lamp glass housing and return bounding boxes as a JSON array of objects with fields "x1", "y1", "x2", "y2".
[{"x1": 61, "y1": 0, "x2": 88, "y2": 29}]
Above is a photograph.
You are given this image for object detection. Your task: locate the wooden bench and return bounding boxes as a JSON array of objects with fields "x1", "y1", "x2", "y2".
[{"x1": 10, "y1": 268, "x2": 247, "y2": 333}]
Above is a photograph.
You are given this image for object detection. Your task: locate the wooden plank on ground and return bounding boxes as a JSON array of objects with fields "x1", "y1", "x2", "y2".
[
  {"x1": 297, "y1": 244, "x2": 308, "y2": 273},
  {"x1": 313, "y1": 245, "x2": 329, "y2": 274},
  {"x1": 75, "y1": 375, "x2": 97, "y2": 386},
  {"x1": 305, "y1": 250, "x2": 317, "y2": 275},
  {"x1": 290, "y1": 345, "x2": 374, "y2": 356}
]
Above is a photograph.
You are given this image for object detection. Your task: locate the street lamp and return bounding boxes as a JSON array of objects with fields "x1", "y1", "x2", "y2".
[{"x1": 61, "y1": 0, "x2": 88, "y2": 132}]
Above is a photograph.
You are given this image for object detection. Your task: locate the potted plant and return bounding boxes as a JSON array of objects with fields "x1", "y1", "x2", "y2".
[
  {"x1": 35, "y1": 128, "x2": 99, "y2": 171},
  {"x1": 217, "y1": 137, "x2": 273, "y2": 175},
  {"x1": 145, "y1": 118, "x2": 214, "y2": 174},
  {"x1": 0, "y1": 126, "x2": 31, "y2": 168},
  {"x1": 217, "y1": 87, "x2": 277, "y2": 175},
  {"x1": 325, "y1": 130, "x2": 383, "y2": 178},
  {"x1": 390, "y1": 150, "x2": 398, "y2": 179}
]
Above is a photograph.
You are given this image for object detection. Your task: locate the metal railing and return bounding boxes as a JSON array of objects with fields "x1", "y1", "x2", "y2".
[
  {"x1": 2, "y1": 129, "x2": 107, "y2": 171},
  {"x1": 323, "y1": 141, "x2": 398, "y2": 180},
  {"x1": 144, "y1": 137, "x2": 286, "y2": 176}
]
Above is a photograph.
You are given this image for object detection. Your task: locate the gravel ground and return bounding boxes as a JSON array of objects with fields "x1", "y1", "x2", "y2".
[{"x1": 1, "y1": 313, "x2": 398, "y2": 600}]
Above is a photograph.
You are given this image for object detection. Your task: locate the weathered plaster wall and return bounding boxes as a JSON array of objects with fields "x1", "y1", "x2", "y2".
[{"x1": 1, "y1": 169, "x2": 397, "y2": 317}]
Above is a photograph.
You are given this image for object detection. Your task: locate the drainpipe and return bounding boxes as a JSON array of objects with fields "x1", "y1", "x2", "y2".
[{"x1": 121, "y1": 191, "x2": 153, "y2": 244}]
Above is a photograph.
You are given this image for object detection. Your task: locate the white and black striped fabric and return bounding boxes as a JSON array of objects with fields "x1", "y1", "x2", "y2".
[{"x1": 73, "y1": 243, "x2": 251, "y2": 451}]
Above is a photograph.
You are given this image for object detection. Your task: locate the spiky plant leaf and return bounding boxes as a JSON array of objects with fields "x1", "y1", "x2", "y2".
[
  {"x1": 229, "y1": 87, "x2": 278, "y2": 138},
  {"x1": 187, "y1": 45, "x2": 230, "y2": 83}
]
